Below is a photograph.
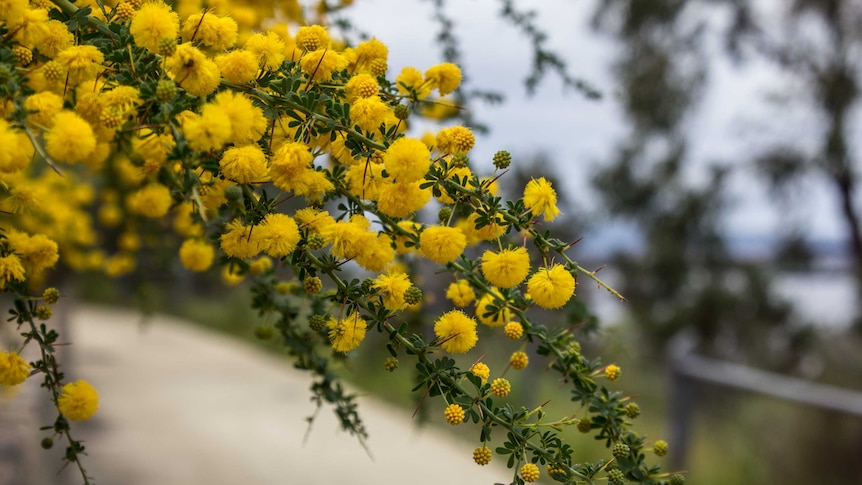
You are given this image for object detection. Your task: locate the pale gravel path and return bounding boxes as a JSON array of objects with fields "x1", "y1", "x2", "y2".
[{"x1": 63, "y1": 305, "x2": 511, "y2": 485}]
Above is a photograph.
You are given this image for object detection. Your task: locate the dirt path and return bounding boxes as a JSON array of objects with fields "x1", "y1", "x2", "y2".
[{"x1": 56, "y1": 305, "x2": 511, "y2": 485}]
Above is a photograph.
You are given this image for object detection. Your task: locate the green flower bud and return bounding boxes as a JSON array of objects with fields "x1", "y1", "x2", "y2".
[{"x1": 492, "y1": 150, "x2": 511, "y2": 169}]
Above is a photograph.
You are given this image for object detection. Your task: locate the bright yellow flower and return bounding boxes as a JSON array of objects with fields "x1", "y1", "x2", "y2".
[
  {"x1": 181, "y1": 12, "x2": 237, "y2": 51},
  {"x1": 35, "y1": 19, "x2": 74, "y2": 58},
  {"x1": 376, "y1": 181, "x2": 431, "y2": 218},
  {"x1": 523, "y1": 177, "x2": 560, "y2": 222},
  {"x1": 434, "y1": 310, "x2": 478, "y2": 354},
  {"x1": 420, "y1": 225, "x2": 466, "y2": 264},
  {"x1": 470, "y1": 362, "x2": 490, "y2": 384},
  {"x1": 179, "y1": 239, "x2": 214, "y2": 272},
  {"x1": 166, "y1": 44, "x2": 220, "y2": 97},
  {"x1": 127, "y1": 184, "x2": 172, "y2": 218},
  {"x1": 446, "y1": 280, "x2": 475, "y2": 307},
  {"x1": 372, "y1": 271, "x2": 411, "y2": 311},
  {"x1": 436, "y1": 125, "x2": 474, "y2": 154},
  {"x1": 300, "y1": 48, "x2": 341, "y2": 82},
  {"x1": 383, "y1": 137, "x2": 431, "y2": 183},
  {"x1": 425, "y1": 62, "x2": 462, "y2": 95},
  {"x1": 57, "y1": 380, "x2": 99, "y2": 421},
  {"x1": 244, "y1": 31, "x2": 285, "y2": 70},
  {"x1": 320, "y1": 215, "x2": 376, "y2": 261},
  {"x1": 443, "y1": 403, "x2": 465, "y2": 425},
  {"x1": 0, "y1": 351, "x2": 30, "y2": 386},
  {"x1": 327, "y1": 312, "x2": 367, "y2": 353},
  {"x1": 220, "y1": 145, "x2": 268, "y2": 184},
  {"x1": 24, "y1": 91, "x2": 63, "y2": 127},
  {"x1": 44, "y1": 111, "x2": 96, "y2": 163},
  {"x1": 481, "y1": 247, "x2": 530, "y2": 289},
  {"x1": 354, "y1": 37, "x2": 388, "y2": 65},
  {"x1": 355, "y1": 233, "x2": 395, "y2": 272},
  {"x1": 220, "y1": 219, "x2": 263, "y2": 259},
  {"x1": 0, "y1": 120, "x2": 31, "y2": 173},
  {"x1": 215, "y1": 49, "x2": 258, "y2": 84},
  {"x1": 129, "y1": 1, "x2": 179, "y2": 52},
  {"x1": 527, "y1": 264, "x2": 575, "y2": 309},
  {"x1": 295, "y1": 24, "x2": 330, "y2": 51},
  {"x1": 182, "y1": 104, "x2": 232, "y2": 152},
  {"x1": 346, "y1": 161, "x2": 385, "y2": 200},
  {"x1": 345, "y1": 73, "x2": 378, "y2": 100},
  {"x1": 212, "y1": 91, "x2": 267, "y2": 145},
  {"x1": 350, "y1": 95, "x2": 389, "y2": 133},
  {"x1": 258, "y1": 213, "x2": 300, "y2": 258}
]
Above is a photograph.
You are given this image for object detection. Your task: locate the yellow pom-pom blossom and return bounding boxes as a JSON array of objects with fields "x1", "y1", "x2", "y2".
[
  {"x1": 503, "y1": 321, "x2": 524, "y2": 340},
  {"x1": 350, "y1": 95, "x2": 389, "y2": 133},
  {"x1": 327, "y1": 312, "x2": 367, "y2": 353},
  {"x1": 219, "y1": 145, "x2": 267, "y2": 184},
  {"x1": 6, "y1": 231, "x2": 59, "y2": 274},
  {"x1": 294, "y1": 207, "x2": 336, "y2": 234},
  {"x1": 213, "y1": 91, "x2": 267, "y2": 145},
  {"x1": 510, "y1": 351, "x2": 529, "y2": 370},
  {"x1": 473, "y1": 446, "x2": 492, "y2": 466},
  {"x1": 523, "y1": 177, "x2": 560, "y2": 222},
  {"x1": 444, "y1": 403, "x2": 465, "y2": 425},
  {"x1": 220, "y1": 219, "x2": 263, "y2": 259},
  {"x1": 377, "y1": 181, "x2": 431, "y2": 218},
  {"x1": 295, "y1": 25, "x2": 330, "y2": 51},
  {"x1": 24, "y1": 91, "x2": 63, "y2": 127},
  {"x1": 372, "y1": 271, "x2": 411, "y2": 311},
  {"x1": 446, "y1": 280, "x2": 475, "y2": 307},
  {"x1": 527, "y1": 264, "x2": 576, "y2": 309},
  {"x1": 320, "y1": 215, "x2": 376, "y2": 261},
  {"x1": 433, "y1": 310, "x2": 478, "y2": 354},
  {"x1": 0, "y1": 254, "x2": 26, "y2": 288},
  {"x1": 35, "y1": 19, "x2": 74, "y2": 58},
  {"x1": 490, "y1": 377, "x2": 511, "y2": 397},
  {"x1": 244, "y1": 31, "x2": 285, "y2": 70},
  {"x1": 0, "y1": 351, "x2": 31, "y2": 386},
  {"x1": 0, "y1": 0, "x2": 27, "y2": 25},
  {"x1": 355, "y1": 233, "x2": 395, "y2": 272},
  {"x1": 475, "y1": 289, "x2": 512, "y2": 327},
  {"x1": 420, "y1": 226, "x2": 466, "y2": 265},
  {"x1": 178, "y1": 239, "x2": 214, "y2": 272},
  {"x1": 604, "y1": 364, "x2": 621, "y2": 382},
  {"x1": 166, "y1": 44, "x2": 221, "y2": 97},
  {"x1": 269, "y1": 142, "x2": 312, "y2": 192},
  {"x1": 129, "y1": 1, "x2": 180, "y2": 52},
  {"x1": 425, "y1": 62, "x2": 462, "y2": 95},
  {"x1": 520, "y1": 463, "x2": 540, "y2": 483},
  {"x1": 345, "y1": 73, "x2": 378, "y2": 100},
  {"x1": 346, "y1": 161, "x2": 385, "y2": 200},
  {"x1": 215, "y1": 49, "x2": 258, "y2": 84},
  {"x1": 300, "y1": 48, "x2": 342, "y2": 82},
  {"x1": 436, "y1": 125, "x2": 475, "y2": 154},
  {"x1": 383, "y1": 137, "x2": 431, "y2": 183},
  {"x1": 128, "y1": 183, "x2": 172, "y2": 218},
  {"x1": 43, "y1": 111, "x2": 96, "y2": 163},
  {"x1": 181, "y1": 12, "x2": 237, "y2": 51},
  {"x1": 355, "y1": 37, "x2": 388, "y2": 64},
  {"x1": 258, "y1": 213, "x2": 300, "y2": 258},
  {"x1": 470, "y1": 362, "x2": 490, "y2": 384},
  {"x1": 481, "y1": 247, "x2": 530, "y2": 289},
  {"x1": 57, "y1": 380, "x2": 99, "y2": 421},
  {"x1": 182, "y1": 104, "x2": 232, "y2": 152},
  {"x1": 0, "y1": 121, "x2": 31, "y2": 173},
  {"x1": 396, "y1": 66, "x2": 431, "y2": 99}
]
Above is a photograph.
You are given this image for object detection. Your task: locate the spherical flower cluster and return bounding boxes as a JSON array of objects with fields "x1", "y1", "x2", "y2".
[
  {"x1": 433, "y1": 310, "x2": 478, "y2": 354},
  {"x1": 55, "y1": 45, "x2": 104, "y2": 85},
  {"x1": 446, "y1": 280, "x2": 475, "y2": 307},
  {"x1": 604, "y1": 364, "x2": 621, "y2": 382},
  {"x1": 245, "y1": 32, "x2": 285, "y2": 70},
  {"x1": 0, "y1": 351, "x2": 31, "y2": 386},
  {"x1": 436, "y1": 126, "x2": 474, "y2": 154},
  {"x1": 519, "y1": 463, "x2": 540, "y2": 483},
  {"x1": 179, "y1": 239, "x2": 214, "y2": 272},
  {"x1": 383, "y1": 137, "x2": 430, "y2": 183},
  {"x1": 470, "y1": 362, "x2": 490, "y2": 384},
  {"x1": 128, "y1": 184, "x2": 172, "y2": 218},
  {"x1": 420, "y1": 226, "x2": 466, "y2": 264},
  {"x1": 524, "y1": 177, "x2": 561, "y2": 222},
  {"x1": 220, "y1": 145, "x2": 269, "y2": 184},
  {"x1": 444, "y1": 403, "x2": 465, "y2": 425},
  {"x1": 612, "y1": 442, "x2": 631, "y2": 460},
  {"x1": 327, "y1": 312, "x2": 367, "y2": 353},
  {"x1": 166, "y1": 44, "x2": 221, "y2": 97},
  {"x1": 503, "y1": 321, "x2": 523, "y2": 340},
  {"x1": 258, "y1": 213, "x2": 301, "y2": 258},
  {"x1": 473, "y1": 446, "x2": 492, "y2": 466},
  {"x1": 296, "y1": 25, "x2": 330, "y2": 51},
  {"x1": 481, "y1": 247, "x2": 530, "y2": 288},
  {"x1": 44, "y1": 111, "x2": 96, "y2": 163},
  {"x1": 303, "y1": 276, "x2": 322, "y2": 295},
  {"x1": 0, "y1": 254, "x2": 27, "y2": 289},
  {"x1": 527, "y1": 265, "x2": 576, "y2": 309},
  {"x1": 372, "y1": 272, "x2": 411, "y2": 311},
  {"x1": 490, "y1": 378, "x2": 511, "y2": 397},
  {"x1": 509, "y1": 351, "x2": 529, "y2": 370},
  {"x1": 350, "y1": 95, "x2": 389, "y2": 133},
  {"x1": 215, "y1": 50, "x2": 258, "y2": 84},
  {"x1": 129, "y1": 1, "x2": 179, "y2": 53},
  {"x1": 57, "y1": 380, "x2": 99, "y2": 421},
  {"x1": 181, "y1": 12, "x2": 237, "y2": 51},
  {"x1": 653, "y1": 440, "x2": 669, "y2": 457},
  {"x1": 425, "y1": 62, "x2": 462, "y2": 95}
]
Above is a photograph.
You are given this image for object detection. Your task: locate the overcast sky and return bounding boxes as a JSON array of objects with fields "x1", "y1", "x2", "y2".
[{"x1": 338, "y1": 0, "x2": 853, "y2": 248}]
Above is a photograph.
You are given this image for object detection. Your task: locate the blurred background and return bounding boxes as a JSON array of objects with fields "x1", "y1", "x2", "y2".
[{"x1": 4, "y1": 0, "x2": 862, "y2": 484}]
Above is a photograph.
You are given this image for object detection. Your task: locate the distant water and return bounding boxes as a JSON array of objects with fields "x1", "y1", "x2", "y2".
[{"x1": 586, "y1": 269, "x2": 857, "y2": 330}]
